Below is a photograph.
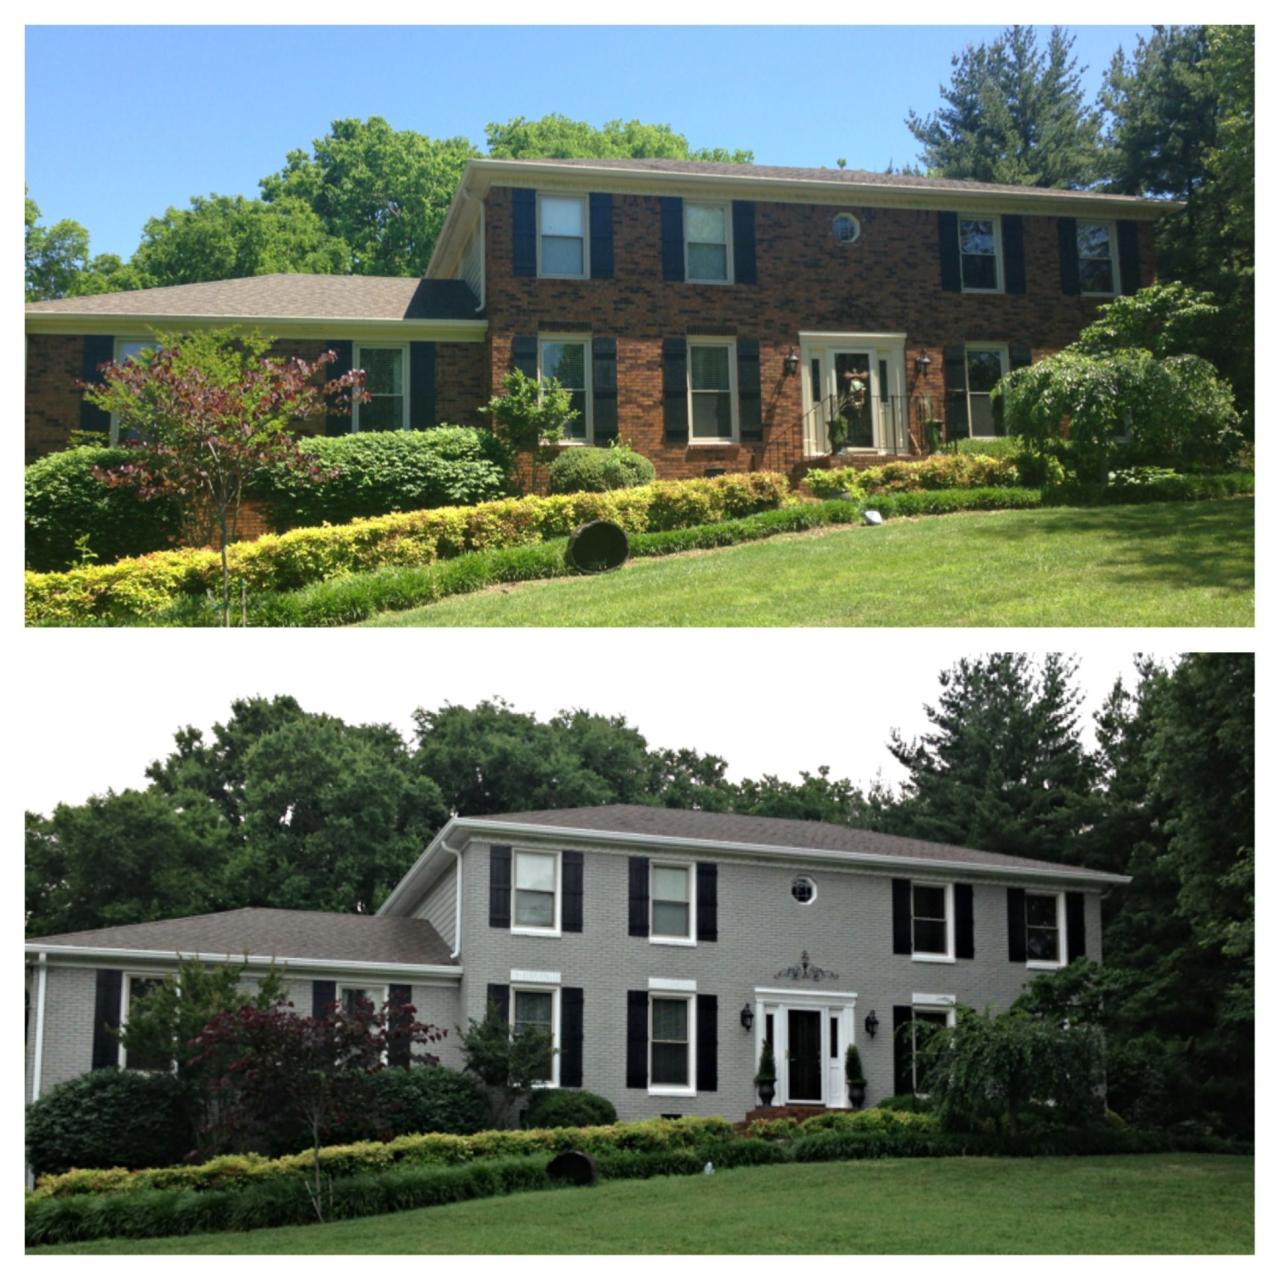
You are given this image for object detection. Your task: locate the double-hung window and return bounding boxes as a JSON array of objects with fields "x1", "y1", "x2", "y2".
[
  {"x1": 1025, "y1": 891, "x2": 1066, "y2": 967},
  {"x1": 1077, "y1": 221, "x2": 1118, "y2": 295},
  {"x1": 539, "y1": 336, "x2": 591, "y2": 442},
  {"x1": 964, "y1": 345, "x2": 1009, "y2": 437},
  {"x1": 512, "y1": 850, "x2": 560, "y2": 935},
  {"x1": 110, "y1": 339, "x2": 157, "y2": 444},
  {"x1": 337, "y1": 984, "x2": 386, "y2": 1018},
  {"x1": 685, "y1": 203, "x2": 731, "y2": 283},
  {"x1": 512, "y1": 987, "x2": 558, "y2": 1085},
  {"x1": 651, "y1": 864, "x2": 693, "y2": 943},
  {"x1": 908, "y1": 1006, "x2": 953, "y2": 1092},
  {"x1": 650, "y1": 994, "x2": 693, "y2": 1091},
  {"x1": 688, "y1": 340, "x2": 737, "y2": 443},
  {"x1": 911, "y1": 882, "x2": 954, "y2": 961},
  {"x1": 120, "y1": 976, "x2": 171, "y2": 1072},
  {"x1": 538, "y1": 194, "x2": 588, "y2": 279},
  {"x1": 353, "y1": 345, "x2": 408, "y2": 431},
  {"x1": 959, "y1": 217, "x2": 1002, "y2": 292}
]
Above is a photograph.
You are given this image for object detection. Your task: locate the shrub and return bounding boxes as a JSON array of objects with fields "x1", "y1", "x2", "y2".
[
  {"x1": 25, "y1": 446, "x2": 185, "y2": 571},
  {"x1": 868, "y1": 487, "x2": 1043, "y2": 517},
  {"x1": 547, "y1": 444, "x2": 656, "y2": 494},
  {"x1": 328, "y1": 1066, "x2": 491, "y2": 1142},
  {"x1": 525, "y1": 1089, "x2": 618, "y2": 1129},
  {"x1": 876, "y1": 1092, "x2": 934, "y2": 1113},
  {"x1": 26, "y1": 1069, "x2": 194, "y2": 1177},
  {"x1": 806, "y1": 453, "x2": 1019, "y2": 498},
  {"x1": 254, "y1": 428, "x2": 513, "y2": 531},
  {"x1": 1042, "y1": 471, "x2": 1253, "y2": 507},
  {"x1": 954, "y1": 436, "x2": 1022, "y2": 458}
]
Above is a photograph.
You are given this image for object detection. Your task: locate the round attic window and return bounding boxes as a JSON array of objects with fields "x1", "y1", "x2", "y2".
[
  {"x1": 832, "y1": 213, "x2": 861, "y2": 244},
  {"x1": 791, "y1": 876, "x2": 817, "y2": 905}
]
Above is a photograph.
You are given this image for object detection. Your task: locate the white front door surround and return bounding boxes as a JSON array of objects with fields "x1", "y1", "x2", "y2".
[
  {"x1": 754, "y1": 986, "x2": 858, "y2": 1108},
  {"x1": 799, "y1": 331, "x2": 908, "y2": 457}
]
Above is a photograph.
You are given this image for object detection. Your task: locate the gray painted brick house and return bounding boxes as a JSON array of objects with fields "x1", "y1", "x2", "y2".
[{"x1": 25, "y1": 805, "x2": 1127, "y2": 1120}]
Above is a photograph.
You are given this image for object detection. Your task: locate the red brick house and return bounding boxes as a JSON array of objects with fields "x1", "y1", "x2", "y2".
[{"x1": 25, "y1": 157, "x2": 1166, "y2": 477}]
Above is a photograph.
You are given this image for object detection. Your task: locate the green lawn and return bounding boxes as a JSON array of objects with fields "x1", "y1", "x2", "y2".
[
  {"x1": 30, "y1": 1155, "x2": 1253, "y2": 1254},
  {"x1": 362, "y1": 499, "x2": 1253, "y2": 627}
]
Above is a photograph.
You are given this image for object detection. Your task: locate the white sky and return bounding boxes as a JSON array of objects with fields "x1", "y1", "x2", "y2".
[{"x1": 18, "y1": 633, "x2": 1194, "y2": 815}]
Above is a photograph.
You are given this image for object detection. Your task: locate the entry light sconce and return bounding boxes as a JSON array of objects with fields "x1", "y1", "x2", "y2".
[
  {"x1": 740, "y1": 1003, "x2": 756, "y2": 1032},
  {"x1": 783, "y1": 349, "x2": 800, "y2": 377},
  {"x1": 864, "y1": 1010, "x2": 880, "y2": 1039},
  {"x1": 914, "y1": 351, "x2": 933, "y2": 376}
]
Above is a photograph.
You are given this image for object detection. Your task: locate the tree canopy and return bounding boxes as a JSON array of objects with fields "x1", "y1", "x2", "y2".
[{"x1": 484, "y1": 114, "x2": 752, "y2": 164}]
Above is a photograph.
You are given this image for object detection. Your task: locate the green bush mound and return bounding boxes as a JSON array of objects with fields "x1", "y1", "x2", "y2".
[
  {"x1": 25, "y1": 446, "x2": 185, "y2": 572},
  {"x1": 1044, "y1": 470, "x2": 1254, "y2": 506},
  {"x1": 525, "y1": 1089, "x2": 618, "y2": 1129},
  {"x1": 326, "y1": 1067, "x2": 490, "y2": 1143},
  {"x1": 806, "y1": 453, "x2": 1022, "y2": 499},
  {"x1": 24, "y1": 472, "x2": 790, "y2": 626},
  {"x1": 255, "y1": 428, "x2": 514, "y2": 531},
  {"x1": 26, "y1": 1070, "x2": 194, "y2": 1178},
  {"x1": 547, "y1": 445, "x2": 657, "y2": 494}
]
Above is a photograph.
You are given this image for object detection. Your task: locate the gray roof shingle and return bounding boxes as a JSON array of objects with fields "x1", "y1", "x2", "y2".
[
  {"x1": 25, "y1": 275, "x2": 482, "y2": 320},
  {"x1": 26, "y1": 907, "x2": 456, "y2": 966}
]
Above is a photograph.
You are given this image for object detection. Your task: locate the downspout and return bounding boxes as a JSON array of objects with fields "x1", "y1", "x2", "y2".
[
  {"x1": 31, "y1": 951, "x2": 48, "y2": 1103},
  {"x1": 441, "y1": 838, "x2": 464, "y2": 959}
]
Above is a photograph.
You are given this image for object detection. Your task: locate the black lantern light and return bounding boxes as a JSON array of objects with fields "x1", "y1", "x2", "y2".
[
  {"x1": 783, "y1": 349, "x2": 800, "y2": 377},
  {"x1": 864, "y1": 1010, "x2": 880, "y2": 1039},
  {"x1": 914, "y1": 351, "x2": 933, "y2": 376},
  {"x1": 740, "y1": 1003, "x2": 755, "y2": 1032}
]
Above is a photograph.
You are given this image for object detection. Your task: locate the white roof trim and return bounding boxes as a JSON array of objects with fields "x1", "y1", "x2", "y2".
[{"x1": 25, "y1": 313, "x2": 488, "y2": 342}]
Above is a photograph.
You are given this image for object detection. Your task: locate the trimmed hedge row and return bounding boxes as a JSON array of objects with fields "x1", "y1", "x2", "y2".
[
  {"x1": 805, "y1": 454, "x2": 1022, "y2": 498},
  {"x1": 24, "y1": 473, "x2": 790, "y2": 626},
  {"x1": 1043, "y1": 471, "x2": 1254, "y2": 506}
]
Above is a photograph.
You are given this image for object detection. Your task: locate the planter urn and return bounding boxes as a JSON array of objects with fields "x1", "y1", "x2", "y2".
[
  {"x1": 756, "y1": 1080, "x2": 776, "y2": 1108},
  {"x1": 847, "y1": 1080, "x2": 867, "y2": 1110}
]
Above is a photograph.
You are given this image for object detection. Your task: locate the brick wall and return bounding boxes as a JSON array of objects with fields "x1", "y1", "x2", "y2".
[{"x1": 484, "y1": 186, "x2": 1157, "y2": 481}]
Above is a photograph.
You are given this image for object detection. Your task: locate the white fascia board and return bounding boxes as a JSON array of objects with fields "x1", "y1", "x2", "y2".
[
  {"x1": 22, "y1": 943, "x2": 463, "y2": 983},
  {"x1": 426, "y1": 172, "x2": 486, "y2": 279},
  {"x1": 25, "y1": 314, "x2": 488, "y2": 342},
  {"x1": 377, "y1": 818, "x2": 465, "y2": 917},
  {"x1": 440, "y1": 818, "x2": 1131, "y2": 888}
]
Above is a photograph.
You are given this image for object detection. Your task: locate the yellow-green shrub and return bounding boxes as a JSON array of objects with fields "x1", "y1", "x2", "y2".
[
  {"x1": 26, "y1": 473, "x2": 789, "y2": 626},
  {"x1": 805, "y1": 454, "x2": 1020, "y2": 499}
]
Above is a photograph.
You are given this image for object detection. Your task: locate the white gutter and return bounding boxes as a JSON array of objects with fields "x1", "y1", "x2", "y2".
[
  {"x1": 24, "y1": 314, "x2": 489, "y2": 341},
  {"x1": 31, "y1": 952, "x2": 48, "y2": 1103}
]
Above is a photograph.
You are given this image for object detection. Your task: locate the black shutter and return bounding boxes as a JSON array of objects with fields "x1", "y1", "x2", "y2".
[
  {"x1": 1001, "y1": 214, "x2": 1026, "y2": 294},
  {"x1": 660, "y1": 197, "x2": 684, "y2": 281},
  {"x1": 1007, "y1": 888, "x2": 1028, "y2": 962},
  {"x1": 696, "y1": 862, "x2": 718, "y2": 942},
  {"x1": 955, "y1": 883, "x2": 975, "y2": 960},
  {"x1": 324, "y1": 340, "x2": 353, "y2": 436},
  {"x1": 560, "y1": 987, "x2": 584, "y2": 1087},
  {"x1": 892, "y1": 1005, "x2": 914, "y2": 1096},
  {"x1": 1066, "y1": 892, "x2": 1086, "y2": 961},
  {"x1": 628, "y1": 856, "x2": 650, "y2": 937},
  {"x1": 589, "y1": 193, "x2": 614, "y2": 280},
  {"x1": 662, "y1": 338, "x2": 688, "y2": 444},
  {"x1": 891, "y1": 878, "x2": 913, "y2": 954},
  {"x1": 626, "y1": 990, "x2": 648, "y2": 1088},
  {"x1": 511, "y1": 335, "x2": 538, "y2": 380},
  {"x1": 487, "y1": 983, "x2": 510, "y2": 1023},
  {"x1": 409, "y1": 341, "x2": 436, "y2": 430},
  {"x1": 938, "y1": 212, "x2": 962, "y2": 292},
  {"x1": 696, "y1": 994, "x2": 718, "y2": 1092},
  {"x1": 91, "y1": 969, "x2": 122, "y2": 1070},
  {"x1": 591, "y1": 337, "x2": 618, "y2": 443},
  {"x1": 562, "y1": 849, "x2": 584, "y2": 933},
  {"x1": 943, "y1": 344, "x2": 969, "y2": 443},
  {"x1": 1057, "y1": 217, "x2": 1080, "y2": 295},
  {"x1": 737, "y1": 340, "x2": 763, "y2": 442},
  {"x1": 489, "y1": 845, "x2": 512, "y2": 929},
  {"x1": 388, "y1": 983, "x2": 412, "y2": 1068},
  {"x1": 1117, "y1": 220, "x2": 1140, "y2": 295},
  {"x1": 512, "y1": 188, "x2": 537, "y2": 277},
  {"x1": 79, "y1": 336, "x2": 113, "y2": 435},
  {"x1": 312, "y1": 979, "x2": 336, "y2": 1018},
  {"x1": 732, "y1": 201, "x2": 757, "y2": 284}
]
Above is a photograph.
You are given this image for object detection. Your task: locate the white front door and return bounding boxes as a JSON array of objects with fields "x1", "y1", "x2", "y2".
[{"x1": 756, "y1": 990, "x2": 858, "y2": 1109}]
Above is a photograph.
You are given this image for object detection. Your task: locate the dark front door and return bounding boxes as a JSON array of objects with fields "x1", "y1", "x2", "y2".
[
  {"x1": 787, "y1": 1009, "x2": 823, "y2": 1102},
  {"x1": 832, "y1": 351, "x2": 874, "y2": 449}
]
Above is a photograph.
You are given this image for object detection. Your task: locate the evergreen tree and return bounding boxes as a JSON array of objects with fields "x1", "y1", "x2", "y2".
[{"x1": 905, "y1": 26, "x2": 1101, "y2": 187}]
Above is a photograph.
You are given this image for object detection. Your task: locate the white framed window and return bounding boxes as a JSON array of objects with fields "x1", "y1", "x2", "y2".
[
  {"x1": 1077, "y1": 221, "x2": 1119, "y2": 296},
  {"x1": 959, "y1": 217, "x2": 1003, "y2": 292},
  {"x1": 964, "y1": 344, "x2": 1010, "y2": 437},
  {"x1": 911, "y1": 881, "x2": 955, "y2": 962},
  {"x1": 511, "y1": 985, "x2": 559, "y2": 1087},
  {"x1": 687, "y1": 339, "x2": 738, "y2": 443},
  {"x1": 109, "y1": 338, "x2": 158, "y2": 444},
  {"x1": 908, "y1": 1003, "x2": 955, "y2": 1093},
  {"x1": 832, "y1": 212, "x2": 861, "y2": 244},
  {"x1": 119, "y1": 975, "x2": 171, "y2": 1072},
  {"x1": 512, "y1": 849, "x2": 561, "y2": 937},
  {"x1": 353, "y1": 344, "x2": 408, "y2": 432},
  {"x1": 537, "y1": 193, "x2": 589, "y2": 279},
  {"x1": 649, "y1": 992, "x2": 696, "y2": 1096},
  {"x1": 684, "y1": 202, "x2": 733, "y2": 283},
  {"x1": 1025, "y1": 891, "x2": 1067, "y2": 969},
  {"x1": 650, "y1": 863, "x2": 695, "y2": 945},
  {"x1": 336, "y1": 983, "x2": 388, "y2": 1017},
  {"x1": 538, "y1": 335, "x2": 592, "y2": 442}
]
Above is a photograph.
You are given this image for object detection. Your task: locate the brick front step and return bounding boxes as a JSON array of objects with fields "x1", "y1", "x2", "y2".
[{"x1": 740, "y1": 1104, "x2": 853, "y2": 1126}]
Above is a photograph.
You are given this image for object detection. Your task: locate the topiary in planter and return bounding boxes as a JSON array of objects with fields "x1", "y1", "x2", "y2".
[
  {"x1": 845, "y1": 1045, "x2": 867, "y2": 1110},
  {"x1": 755, "y1": 1041, "x2": 777, "y2": 1107}
]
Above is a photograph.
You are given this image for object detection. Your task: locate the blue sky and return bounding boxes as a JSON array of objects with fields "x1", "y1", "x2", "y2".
[{"x1": 26, "y1": 25, "x2": 1152, "y2": 260}]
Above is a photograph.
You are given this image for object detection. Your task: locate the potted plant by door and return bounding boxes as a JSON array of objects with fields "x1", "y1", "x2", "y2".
[
  {"x1": 845, "y1": 1044, "x2": 867, "y2": 1110},
  {"x1": 754, "y1": 1041, "x2": 777, "y2": 1108}
]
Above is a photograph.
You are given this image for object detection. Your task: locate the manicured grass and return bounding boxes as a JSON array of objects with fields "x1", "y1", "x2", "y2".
[
  {"x1": 362, "y1": 499, "x2": 1254, "y2": 627},
  {"x1": 29, "y1": 1155, "x2": 1253, "y2": 1254}
]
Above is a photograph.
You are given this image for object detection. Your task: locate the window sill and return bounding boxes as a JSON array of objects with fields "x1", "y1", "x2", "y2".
[
  {"x1": 686, "y1": 439, "x2": 738, "y2": 448},
  {"x1": 649, "y1": 936, "x2": 697, "y2": 948},
  {"x1": 911, "y1": 954, "x2": 957, "y2": 965},
  {"x1": 683, "y1": 277, "x2": 733, "y2": 287},
  {"x1": 1081, "y1": 291, "x2": 1118, "y2": 299},
  {"x1": 960, "y1": 287, "x2": 1005, "y2": 296},
  {"x1": 536, "y1": 272, "x2": 589, "y2": 282},
  {"x1": 511, "y1": 927, "x2": 562, "y2": 939},
  {"x1": 648, "y1": 1085, "x2": 696, "y2": 1098},
  {"x1": 1026, "y1": 960, "x2": 1065, "y2": 970}
]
